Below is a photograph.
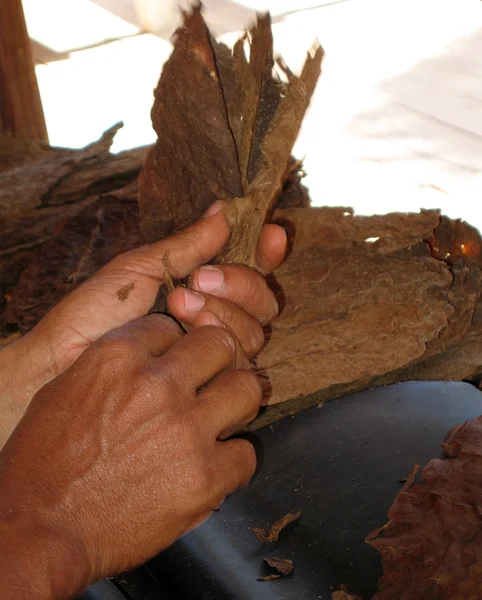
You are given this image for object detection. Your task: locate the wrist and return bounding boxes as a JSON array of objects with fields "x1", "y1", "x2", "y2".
[
  {"x1": 0, "y1": 330, "x2": 57, "y2": 448},
  {"x1": 2, "y1": 326, "x2": 57, "y2": 387},
  {"x1": 0, "y1": 503, "x2": 92, "y2": 599}
]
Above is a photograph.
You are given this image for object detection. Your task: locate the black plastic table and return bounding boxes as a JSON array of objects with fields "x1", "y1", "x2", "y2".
[{"x1": 81, "y1": 381, "x2": 482, "y2": 600}]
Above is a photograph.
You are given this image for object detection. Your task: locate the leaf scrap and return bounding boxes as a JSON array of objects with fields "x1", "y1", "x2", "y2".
[
  {"x1": 263, "y1": 557, "x2": 294, "y2": 575},
  {"x1": 257, "y1": 557, "x2": 294, "y2": 581},
  {"x1": 253, "y1": 511, "x2": 301, "y2": 543},
  {"x1": 115, "y1": 281, "x2": 135, "y2": 301},
  {"x1": 257, "y1": 574, "x2": 280, "y2": 581},
  {"x1": 138, "y1": 4, "x2": 323, "y2": 266},
  {"x1": 162, "y1": 251, "x2": 176, "y2": 294}
]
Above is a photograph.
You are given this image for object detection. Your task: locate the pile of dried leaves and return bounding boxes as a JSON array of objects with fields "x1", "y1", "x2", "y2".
[{"x1": 2, "y1": 7, "x2": 482, "y2": 429}]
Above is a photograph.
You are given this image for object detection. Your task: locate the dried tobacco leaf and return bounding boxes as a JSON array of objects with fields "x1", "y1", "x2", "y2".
[
  {"x1": 138, "y1": 3, "x2": 323, "y2": 266},
  {"x1": 253, "y1": 511, "x2": 301, "y2": 542},
  {"x1": 247, "y1": 209, "x2": 482, "y2": 431},
  {"x1": 254, "y1": 208, "x2": 455, "y2": 406},
  {"x1": 263, "y1": 557, "x2": 294, "y2": 575},
  {"x1": 1, "y1": 127, "x2": 145, "y2": 333},
  {"x1": 367, "y1": 416, "x2": 482, "y2": 599},
  {"x1": 138, "y1": 5, "x2": 243, "y2": 245}
]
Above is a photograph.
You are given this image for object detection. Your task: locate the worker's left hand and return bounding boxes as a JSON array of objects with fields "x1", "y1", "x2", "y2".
[{"x1": 31, "y1": 200, "x2": 286, "y2": 373}]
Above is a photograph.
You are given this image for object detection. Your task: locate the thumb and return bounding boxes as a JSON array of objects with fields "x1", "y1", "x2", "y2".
[{"x1": 106, "y1": 201, "x2": 229, "y2": 282}]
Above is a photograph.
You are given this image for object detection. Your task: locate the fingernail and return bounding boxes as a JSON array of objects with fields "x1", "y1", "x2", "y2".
[
  {"x1": 202, "y1": 201, "x2": 222, "y2": 218},
  {"x1": 195, "y1": 267, "x2": 225, "y2": 293},
  {"x1": 184, "y1": 289, "x2": 205, "y2": 312}
]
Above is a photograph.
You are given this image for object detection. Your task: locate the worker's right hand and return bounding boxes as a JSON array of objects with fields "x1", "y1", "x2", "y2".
[{"x1": 0, "y1": 314, "x2": 260, "y2": 599}]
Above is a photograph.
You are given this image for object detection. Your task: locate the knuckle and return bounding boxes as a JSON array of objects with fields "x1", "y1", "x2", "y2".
[
  {"x1": 185, "y1": 455, "x2": 215, "y2": 496},
  {"x1": 145, "y1": 313, "x2": 183, "y2": 341},
  {"x1": 234, "y1": 440, "x2": 257, "y2": 483},
  {"x1": 174, "y1": 227, "x2": 208, "y2": 265},
  {"x1": 247, "y1": 321, "x2": 265, "y2": 355},
  {"x1": 237, "y1": 267, "x2": 261, "y2": 301},
  {"x1": 237, "y1": 370, "x2": 262, "y2": 408},
  {"x1": 140, "y1": 364, "x2": 179, "y2": 401},
  {"x1": 197, "y1": 460, "x2": 216, "y2": 494},
  {"x1": 151, "y1": 355, "x2": 193, "y2": 399},
  {"x1": 264, "y1": 292, "x2": 279, "y2": 322},
  {"x1": 202, "y1": 325, "x2": 236, "y2": 358},
  {"x1": 172, "y1": 411, "x2": 205, "y2": 450},
  {"x1": 103, "y1": 248, "x2": 140, "y2": 272},
  {"x1": 105, "y1": 245, "x2": 164, "y2": 279},
  {"x1": 245, "y1": 444, "x2": 257, "y2": 479},
  {"x1": 238, "y1": 268, "x2": 278, "y2": 322},
  {"x1": 95, "y1": 331, "x2": 138, "y2": 364}
]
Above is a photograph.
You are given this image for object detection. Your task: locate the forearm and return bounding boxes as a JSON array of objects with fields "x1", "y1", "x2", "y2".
[{"x1": 0, "y1": 330, "x2": 56, "y2": 448}]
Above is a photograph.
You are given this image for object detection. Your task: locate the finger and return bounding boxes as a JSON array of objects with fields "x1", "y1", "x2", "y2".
[
  {"x1": 96, "y1": 313, "x2": 183, "y2": 358},
  {"x1": 255, "y1": 224, "x2": 287, "y2": 275},
  {"x1": 158, "y1": 325, "x2": 249, "y2": 392},
  {"x1": 214, "y1": 438, "x2": 257, "y2": 496},
  {"x1": 167, "y1": 289, "x2": 265, "y2": 358},
  {"x1": 195, "y1": 370, "x2": 262, "y2": 438},
  {"x1": 190, "y1": 265, "x2": 278, "y2": 325}
]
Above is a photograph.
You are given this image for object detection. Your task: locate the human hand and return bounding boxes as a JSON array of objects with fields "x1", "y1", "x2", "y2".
[
  {"x1": 0, "y1": 201, "x2": 286, "y2": 447},
  {"x1": 33, "y1": 200, "x2": 286, "y2": 373},
  {"x1": 0, "y1": 315, "x2": 261, "y2": 598}
]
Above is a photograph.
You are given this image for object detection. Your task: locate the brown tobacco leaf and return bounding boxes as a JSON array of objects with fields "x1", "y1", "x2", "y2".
[
  {"x1": 257, "y1": 574, "x2": 280, "y2": 581},
  {"x1": 254, "y1": 208, "x2": 454, "y2": 407},
  {"x1": 138, "y1": 4, "x2": 323, "y2": 266},
  {"x1": 247, "y1": 209, "x2": 482, "y2": 432},
  {"x1": 253, "y1": 511, "x2": 301, "y2": 542},
  {"x1": 1, "y1": 127, "x2": 145, "y2": 333},
  {"x1": 138, "y1": 5, "x2": 243, "y2": 244},
  {"x1": 331, "y1": 585, "x2": 363, "y2": 600},
  {"x1": 367, "y1": 416, "x2": 482, "y2": 599},
  {"x1": 263, "y1": 557, "x2": 294, "y2": 575}
]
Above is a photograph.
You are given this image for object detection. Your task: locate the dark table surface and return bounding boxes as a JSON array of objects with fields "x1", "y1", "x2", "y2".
[{"x1": 81, "y1": 381, "x2": 482, "y2": 600}]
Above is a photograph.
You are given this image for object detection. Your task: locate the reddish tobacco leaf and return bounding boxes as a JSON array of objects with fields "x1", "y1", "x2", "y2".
[{"x1": 367, "y1": 416, "x2": 482, "y2": 599}]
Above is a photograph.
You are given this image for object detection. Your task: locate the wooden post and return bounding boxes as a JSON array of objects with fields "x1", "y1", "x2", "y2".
[{"x1": 0, "y1": 0, "x2": 48, "y2": 141}]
